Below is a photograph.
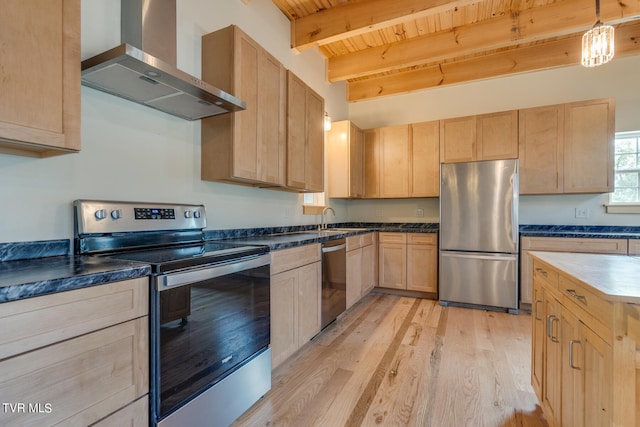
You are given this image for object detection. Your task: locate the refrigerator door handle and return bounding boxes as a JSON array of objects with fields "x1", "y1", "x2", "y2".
[{"x1": 440, "y1": 251, "x2": 517, "y2": 261}]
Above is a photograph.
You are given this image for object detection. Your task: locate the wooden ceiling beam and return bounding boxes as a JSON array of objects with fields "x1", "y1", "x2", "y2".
[
  {"x1": 330, "y1": 0, "x2": 640, "y2": 81},
  {"x1": 347, "y1": 21, "x2": 640, "y2": 102},
  {"x1": 290, "y1": 0, "x2": 478, "y2": 51}
]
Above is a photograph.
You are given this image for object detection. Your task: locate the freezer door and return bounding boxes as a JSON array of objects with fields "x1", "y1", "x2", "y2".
[
  {"x1": 440, "y1": 159, "x2": 518, "y2": 253},
  {"x1": 439, "y1": 251, "x2": 518, "y2": 310}
]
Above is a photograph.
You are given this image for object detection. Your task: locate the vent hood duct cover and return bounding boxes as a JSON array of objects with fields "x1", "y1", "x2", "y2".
[{"x1": 81, "y1": 0, "x2": 245, "y2": 120}]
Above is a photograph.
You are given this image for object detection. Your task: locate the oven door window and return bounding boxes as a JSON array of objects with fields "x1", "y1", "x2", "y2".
[{"x1": 157, "y1": 264, "x2": 270, "y2": 417}]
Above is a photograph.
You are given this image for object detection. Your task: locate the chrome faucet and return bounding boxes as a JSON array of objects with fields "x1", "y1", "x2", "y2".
[{"x1": 319, "y1": 207, "x2": 336, "y2": 230}]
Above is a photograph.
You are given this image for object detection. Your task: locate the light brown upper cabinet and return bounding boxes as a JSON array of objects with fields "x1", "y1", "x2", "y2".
[
  {"x1": 519, "y1": 98, "x2": 614, "y2": 194},
  {"x1": 201, "y1": 25, "x2": 286, "y2": 187},
  {"x1": 364, "y1": 129, "x2": 381, "y2": 198},
  {"x1": 410, "y1": 120, "x2": 440, "y2": 197},
  {"x1": 286, "y1": 71, "x2": 325, "y2": 192},
  {"x1": 380, "y1": 125, "x2": 410, "y2": 198},
  {"x1": 327, "y1": 120, "x2": 364, "y2": 198},
  {"x1": 0, "y1": 0, "x2": 80, "y2": 157},
  {"x1": 564, "y1": 98, "x2": 615, "y2": 193},
  {"x1": 440, "y1": 111, "x2": 518, "y2": 163}
]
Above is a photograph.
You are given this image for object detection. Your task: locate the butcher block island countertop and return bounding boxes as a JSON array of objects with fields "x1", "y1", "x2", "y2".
[{"x1": 528, "y1": 251, "x2": 640, "y2": 427}]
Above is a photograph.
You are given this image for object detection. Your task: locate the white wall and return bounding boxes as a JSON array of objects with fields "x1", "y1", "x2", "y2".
[
  {"x1": 347, "y1": 55, "x2": 640, "y2": 226},
  {"x1": 0, "y1": 0, "x2": 347, "y2": 243},
  {"x1": 2, "y1": 2, "x2": 638, "y2": 244}
]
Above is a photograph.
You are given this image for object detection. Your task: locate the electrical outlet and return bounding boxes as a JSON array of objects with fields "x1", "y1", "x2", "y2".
[
  {"x1": 416, "y1": 208, "x2": 424, "y2": 218},
  {"x1": 376, "y1": 209, "x2": 384, "y2": 218},
  {"x1": 575, "y1": 208, "x2": 589, "y2": 218}
]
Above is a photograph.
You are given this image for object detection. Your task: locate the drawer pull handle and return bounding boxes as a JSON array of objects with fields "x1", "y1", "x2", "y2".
[
  {"x1": 533, "y1": 300, "x2": 542, "y2": 321},
  {"x1": 566, "y1": 289, "x2": 587, "y2": 304},
  {"x1": 535, "y1": 267, "x2": 548, "y2": 278},
  {"x1": 569, "y1": 340, "x2": 581, "y2": 370},
  {"x1": 547, "y1": 315, "x2": 559, "y2": 343}
]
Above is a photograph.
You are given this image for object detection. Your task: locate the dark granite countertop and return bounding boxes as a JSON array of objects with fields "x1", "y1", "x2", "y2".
[
  {"x1": 0, "y1": 239, "x2": 151, "y2": 304},
  {"x1": 208, "y1": 222, "x2": 439, "y2": 250},
  {"x1": 519, "y1": 225, "x2": 640, "y2": 239}
]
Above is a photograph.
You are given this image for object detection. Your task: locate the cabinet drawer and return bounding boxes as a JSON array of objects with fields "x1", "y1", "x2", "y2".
[
  {"x1": 0, "y1": 317, "x2": 148, "y2": 427},
  {"x1": 361, "y1": 232, "x2": 374, "y2": 247},
  {"x1": 379, "y1": 232, "x2": 407, "y2": 244},
  {"x1": 559, "y1": 276, "x2": 612, "y2": 331},
  {"x1": 532, "y1": 259, "x2": 559, "y2": 289},
  {"x1": 0, "y1": 278, "x2": 148, "y2": 360},
  {"x1": 407, "y1": 233, "x2": 437, "y2": 245},
  {"x1": 271, "y1": 243, "x2": 321, "y2": 275},
  {"x1": 346, "y1": 235, "x2": 363, "y2": 251},
  {"x1": 521, "y1": 236, "x2": 627, "y2": 254}
]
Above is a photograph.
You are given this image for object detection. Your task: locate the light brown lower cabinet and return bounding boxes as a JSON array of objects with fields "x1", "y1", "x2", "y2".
[
  {"x1": 530, "y1": 255, "x2": 632, "y2": 426},
  {"x1": 378, "y1": 232, "x2": 437, "y2": 294},
  {"x1": 520, "y1": 236, "x2": 628, "y2": 305},
  {"x1": 346, "y1": 233, "x2": 377, "y2": 309},
  {"x1": 0, "y1": 278, "x2": 149, "y2": 427},
  {"x1": 92, "y1": 396, "x2": 148, "y2": 427},
  {"x1": 270, "y1": 244, "x2": 321, "y2": 369}
]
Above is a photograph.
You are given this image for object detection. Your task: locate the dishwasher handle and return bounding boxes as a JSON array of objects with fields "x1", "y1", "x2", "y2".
[{"x1": 322, "y1": 243, "x2": 346, "y2": 253}]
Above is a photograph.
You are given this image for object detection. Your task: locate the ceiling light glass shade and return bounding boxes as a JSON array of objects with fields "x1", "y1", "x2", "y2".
[
  {"x1": 581, "y1": 22, "x2": 615, "y2": 67},
  {"x1": 324, "y1": 112, "x2": 332, "y2": 131}
]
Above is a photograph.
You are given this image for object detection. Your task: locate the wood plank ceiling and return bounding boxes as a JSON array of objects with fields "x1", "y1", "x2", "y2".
[{"x1": 271, "y1": 0, "x2": 640, "y2": 102}]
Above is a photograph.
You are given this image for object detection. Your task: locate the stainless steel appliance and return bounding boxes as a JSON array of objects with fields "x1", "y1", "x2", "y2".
[
  {"x1": 321, "y1": 238, "x2": 346, "y2": 329},
  {"x1": 74, "y1": 200, "x2": 271, "y2": 427},
  {"x1": 439, "y1": 159, "x2": 519, "y2": 312},
  {"x1": 81, "y1": 0, "x2": 245, "y2": 120}
]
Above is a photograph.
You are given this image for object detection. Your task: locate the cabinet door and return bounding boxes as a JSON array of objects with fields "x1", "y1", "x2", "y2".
[
  {"x1": 543, "y1": 293, "x2": 562, "y2": 425},
  {"x1": 346, "y1": 248, "x2": 363, "y2": 309},
  {"x1": 378, "y1": 243, "x2": 406, "y2": 289},
  {"x1": 561, "y1": 307, "x2": 584, "y2": 427},
  {"x1": 298, "y1": 262, "x2": 321, "y2": 344},
  {"x1": 327, "y1": 120, "x2": 350, "y2": 198},
  {"x1": 350, "y1": 123, "x2": 364, "y2": 198},
  {"x1": 305, "y1": 87, "x2": 325, "y2": 192},
  {"x1": 361, "y1": 242, "x2": 377, "y2": 295},
  {"x1": 440, "y1": 116, "x2": 476, "y2": 163},
  {"x1": 270, "y1": 270, "x2": 298, "y2": 369},
  {"x1": 520, "y1": 249, "x2": 534, "y2": 305},
  {"x1": 564, "y1": 98, "x2": 615, "y2": 193},
  {"x1": 380, "y1": 125, "x2": 410, "y2": 198},
  {"x1": 531, "y1": 281, "x2": 545, "y2": 401},
  {"x1": 0, "y1": 0, "x2": 80, "y2": 157},
  {"x1": 582, "y1": 326, "x2": 612, "y2": 426},
  {"x1": 410, "y1": 121, "x2": 440, "y2": 197},
  {"x1": 286, "y1": 73, "x2": 308, "y2": 190},
  {"x1": 477, "y1": 110, "x2": 518, "y2": 160},
  {"x1": 406, "y1": 243, "x2": 437, "y2": 292},
  {"x1": 259, "y1": 50, "x2": 286, "y2": 185},
  {"x1": 518, "y1": 104, "x2": 564, "y2": 194},
  {"x1": 364, "y1": 129, "x2": 381, "y2": 198}
]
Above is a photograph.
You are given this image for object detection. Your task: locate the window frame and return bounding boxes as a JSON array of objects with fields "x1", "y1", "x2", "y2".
[{"x1": 606, "y1": 131, "x2": 640, "y2": 213}]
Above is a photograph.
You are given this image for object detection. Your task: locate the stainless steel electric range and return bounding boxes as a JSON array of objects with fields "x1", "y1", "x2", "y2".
[{"x1": 74, "y1": 200, "x2": 271, "y2": 427}]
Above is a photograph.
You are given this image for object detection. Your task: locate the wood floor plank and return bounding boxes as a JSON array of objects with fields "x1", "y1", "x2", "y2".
[{"x1": 232, "y1": 295, "x2": 548, "y2": 427}]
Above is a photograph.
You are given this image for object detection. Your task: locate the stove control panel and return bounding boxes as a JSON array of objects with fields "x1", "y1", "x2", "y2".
[{"x1": 74, "y1": 200, "x2": 207, "y2": 235}]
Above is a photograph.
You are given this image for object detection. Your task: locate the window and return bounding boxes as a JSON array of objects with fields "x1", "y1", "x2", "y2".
[
  {"x1": 302, "y1": 192, "x2": 326, "y2": 215},
  {"x1": 611, "y1": 131, "x2": 640, "y2": 204}
]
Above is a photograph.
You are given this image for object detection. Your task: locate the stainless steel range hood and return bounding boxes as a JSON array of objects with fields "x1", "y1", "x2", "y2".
[{"x1": 81, "y1": 0, "x2": 245, "y2": 120}]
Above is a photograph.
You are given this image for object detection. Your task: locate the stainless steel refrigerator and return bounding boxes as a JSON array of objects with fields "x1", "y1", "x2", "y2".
[{"x1": 439, "y1": 159, "x2": 519, "y2": 312}]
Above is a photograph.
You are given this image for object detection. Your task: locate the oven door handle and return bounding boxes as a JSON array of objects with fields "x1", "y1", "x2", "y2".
[{"x1": 157, "y1": 254, "x2": 271, "y2": 290}]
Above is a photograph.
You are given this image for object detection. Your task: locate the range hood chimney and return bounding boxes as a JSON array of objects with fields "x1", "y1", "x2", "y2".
[{"x1": 81, "y1": 0, "x2": 245, "y2": 120}]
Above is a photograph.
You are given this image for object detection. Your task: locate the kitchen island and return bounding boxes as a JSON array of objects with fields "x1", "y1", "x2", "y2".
[{"x1": 529, "y1": 251, "x2": 640, "y2": 427}]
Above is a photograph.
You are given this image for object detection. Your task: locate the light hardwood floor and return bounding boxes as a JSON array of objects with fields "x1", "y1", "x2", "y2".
[{"x1": 233, "y1": 293, "x2": 548, "y2": 427}]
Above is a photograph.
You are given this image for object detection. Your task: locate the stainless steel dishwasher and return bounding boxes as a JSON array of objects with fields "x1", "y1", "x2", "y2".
[{"x1": 321, "y1": 238, "x2": 347, "y2": 329}]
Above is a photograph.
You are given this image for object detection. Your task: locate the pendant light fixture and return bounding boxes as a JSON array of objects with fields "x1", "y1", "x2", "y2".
[
  {"x1": 324, "y1": 112, "x2": 332, "y2": 131},
  {"x1": 581, "y1": 0, "x2": 615, "y2": 67}
]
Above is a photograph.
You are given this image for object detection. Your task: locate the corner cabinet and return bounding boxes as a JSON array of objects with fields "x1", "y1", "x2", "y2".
[
  {"x1": 378, "y1": 232, "x2": 438, "y2": 295},
  {"x1": 0, "y1": 0, "x2": 81, "y2": 157},
  {"x1": 286, "y1": 72, "x2": 325, "y2": 192},
  {"x1": 201, "y1": 25, "x2": 286, "y2": 187},
  {"x1": 327, "y1": 120, "x2": 364, "y2": 198},
  {"x1": 519, "y1": 98, "x2": 614, "y2": 194},
  {"x1": 0, "y1": 278, "x2": 149, "y2": 426}
]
